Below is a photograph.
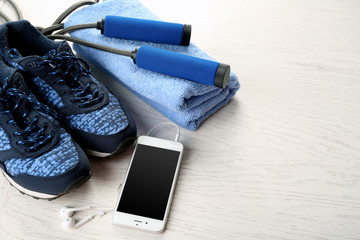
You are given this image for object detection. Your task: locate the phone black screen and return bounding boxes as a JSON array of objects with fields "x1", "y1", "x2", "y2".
[{"x1": 117, "y1": 144, "x2": 180, "y2": 220}]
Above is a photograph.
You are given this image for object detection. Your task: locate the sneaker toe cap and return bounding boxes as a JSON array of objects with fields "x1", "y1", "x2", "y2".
[{"x1": 3, "y1": 131, "x2": 90, "y2": 197}]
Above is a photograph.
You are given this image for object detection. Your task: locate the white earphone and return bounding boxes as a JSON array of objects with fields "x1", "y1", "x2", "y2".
[
  {"x1": 59, "y1": 206, "x2": 92, "y2": 217},
  {"x1": 60, "y1": 206, "x2": 105, "y2": 230},
  {"x1": 62, "y1": 214, "x2": 96, "y2": 229}
]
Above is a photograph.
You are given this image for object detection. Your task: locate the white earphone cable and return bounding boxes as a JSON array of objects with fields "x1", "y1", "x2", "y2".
[{"x1": 146, "y1": 122, "x2": 180, "y2": 142}]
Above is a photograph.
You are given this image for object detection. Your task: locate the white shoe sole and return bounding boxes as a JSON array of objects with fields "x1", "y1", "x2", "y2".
[
  {"x1": 1, "y1": 168, "x2": 57, "y2": 199},
  {"x1": 0, "y1": 168, "x2": 91, "y2": 200}
]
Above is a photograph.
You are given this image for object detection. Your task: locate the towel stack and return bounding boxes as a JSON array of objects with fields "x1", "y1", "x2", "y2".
[{"x1": 65, "y1": 0, "x2": 240, "y2": 130}]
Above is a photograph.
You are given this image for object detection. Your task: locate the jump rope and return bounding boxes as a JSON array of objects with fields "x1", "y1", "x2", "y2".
[{"x1": 39, "y1": 0, "x2": 230, "y2": 89}]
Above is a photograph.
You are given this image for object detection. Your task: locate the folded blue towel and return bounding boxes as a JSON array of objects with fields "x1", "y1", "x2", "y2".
[{"x1": 65, "y1": 0, "x2": 240, "y2": 130}]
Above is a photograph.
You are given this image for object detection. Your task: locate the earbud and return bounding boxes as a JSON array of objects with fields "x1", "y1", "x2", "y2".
[
  {"x1": 59, "y1": 206, "x2": 92, "y2": 218},
  {"x1": 59, "y1": 205, "x2": 107, "y2": 230},
  {"x1": 62, "y1": 214, "x2": 95, "y2": 229},
  {"x1": 61, "y1": 211, "x2": 105, "y2": 230}
]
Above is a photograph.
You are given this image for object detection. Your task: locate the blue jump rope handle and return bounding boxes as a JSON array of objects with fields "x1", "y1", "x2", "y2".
[
  {"x1": 134, "y1": 46, "x2": 230, "y2": 88},
  {"x1": 102, "y1": 16, "x2": 191, "y2": 46}
]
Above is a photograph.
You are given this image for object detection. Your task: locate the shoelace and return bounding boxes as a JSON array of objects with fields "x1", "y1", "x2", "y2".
[
  {"x1": 8, "y1": 48, "x2": 104, "y2": 108},
  {"x1": 0, "y1": 82, "x2": 60, "y2": 152},
  {"x1": 40, "y1": 50, "x2": 104, "y2": 108}
]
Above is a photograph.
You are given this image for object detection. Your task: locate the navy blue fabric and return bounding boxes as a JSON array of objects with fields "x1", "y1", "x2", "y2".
[
  {"x1": 0, "y1": 61, "x2": 62, "y2": 157},
  {"x1": 0, "y1": 20, "x2": 137, "y2": 154},
  {"x1": 5, "y1": 131, "x2": 78, "y2": 177},
  {"x1": 0, "y1": 59, "x2": 90, "y2": 196},
  {"x1": 0, "y1": 20, "x2": 58, "y2": 57},
  {"x1": 0, "y1": 125, "x2": 11, "y2": 151},
  {"x1": 7, "y1": 142, "x2": 90, "y2": 195}
]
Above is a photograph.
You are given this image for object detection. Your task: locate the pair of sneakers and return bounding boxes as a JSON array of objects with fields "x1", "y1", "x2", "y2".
[{"x1": 0, "y1": 20, "x2": 137, "y2": 199}]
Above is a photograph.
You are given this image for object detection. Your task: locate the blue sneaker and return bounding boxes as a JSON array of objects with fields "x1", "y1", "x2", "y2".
[
  {"x1": 0, "y1": 59, "x2": 91, "y2": 200},
  {"x1": 0, "y1": 20, "x2": 137, "y2": 157}
]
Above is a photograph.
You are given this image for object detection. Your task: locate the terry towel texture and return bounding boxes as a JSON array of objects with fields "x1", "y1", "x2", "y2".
[{"x1": 65, "y1": 0, "x2": 240, "y2": 130}]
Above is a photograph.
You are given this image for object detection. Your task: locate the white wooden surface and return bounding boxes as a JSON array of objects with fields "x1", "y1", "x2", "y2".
[{"x1": 1, "y1": 0, "x2": 360, "y2": 239}]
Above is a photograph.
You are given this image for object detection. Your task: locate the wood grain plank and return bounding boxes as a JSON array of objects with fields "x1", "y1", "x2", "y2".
[{"x1": 1, "y1": 0, "x2": 360, "y2": 239}]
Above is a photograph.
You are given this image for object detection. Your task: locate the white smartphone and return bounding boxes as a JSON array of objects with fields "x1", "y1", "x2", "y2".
[{"x1": 113, "y1": 135, "x2": 183, "y2": 232}]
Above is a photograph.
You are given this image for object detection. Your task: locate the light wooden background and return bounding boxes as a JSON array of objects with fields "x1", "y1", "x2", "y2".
[{"x1": 1, "y1": 0, "x2": 360, "y2": 239}]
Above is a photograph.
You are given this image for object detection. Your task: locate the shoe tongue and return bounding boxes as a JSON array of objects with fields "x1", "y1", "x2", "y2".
[
  {"x1": 57, "y1": 41, "x2": 72, "y2": 54},
  {"x1": 10, "y1": 55, "x2": 43, "y2": 70},
  {"x1": 0, "y1": 71, "x2": 31, "y2": 117},
  {"x1": 7, "y1": 71, "x2": 29, "y2": 93}
]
